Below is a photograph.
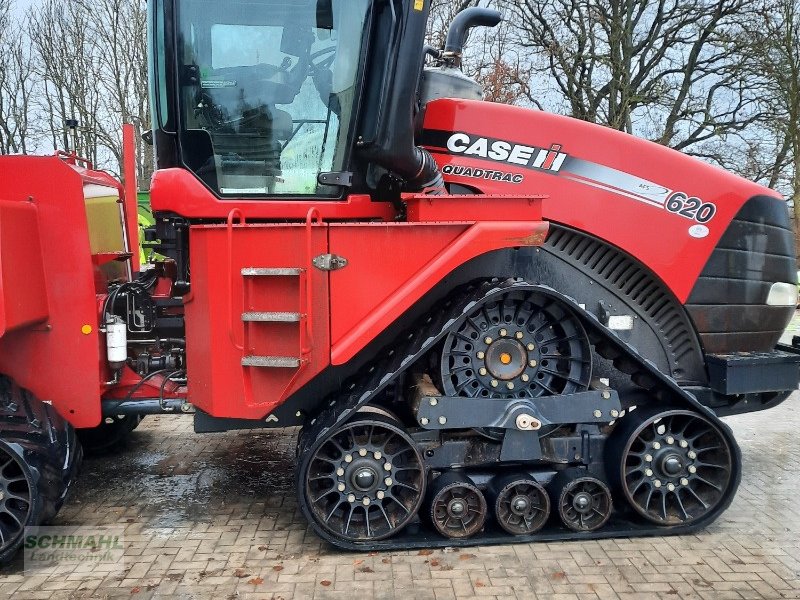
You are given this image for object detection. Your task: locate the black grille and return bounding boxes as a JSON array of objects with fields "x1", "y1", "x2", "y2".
[
  {"x1": 545, "y1": 226, "x2": 701, "y2": 370},
  {"x1": 686, "y1": 195, "x2": 796, "y2": 353}
]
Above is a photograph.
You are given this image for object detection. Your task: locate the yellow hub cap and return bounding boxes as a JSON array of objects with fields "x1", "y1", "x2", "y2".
[{"x1": 500, "y1": 353, "x2": 512, "y2": 365}]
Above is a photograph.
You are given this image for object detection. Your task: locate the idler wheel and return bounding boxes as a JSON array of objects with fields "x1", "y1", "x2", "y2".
[
  {"x1": 489, "y1": 473, "x2": 550, "y2": 535},
  {"x1": 427, "y1": 472, "x2": 487, "y2": 539},
  {"x1": 551, "y1": 471, "x2": 612, "y2": 532},
  {"x1": 303, "y1": 415, "x2": 425, "y2": 542},
  {"x1": 610, "y1": 408, "x2": 733, "y2": 525}
]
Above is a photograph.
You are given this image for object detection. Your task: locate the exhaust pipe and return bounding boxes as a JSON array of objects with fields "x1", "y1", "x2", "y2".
[{"x1": 444, "y1": 8, "x2": 502, "y2": 66}]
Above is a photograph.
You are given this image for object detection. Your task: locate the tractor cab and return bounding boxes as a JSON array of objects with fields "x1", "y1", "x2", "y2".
[{"x1": 149, "y1": 0, "x2": 443, "y2": 204}]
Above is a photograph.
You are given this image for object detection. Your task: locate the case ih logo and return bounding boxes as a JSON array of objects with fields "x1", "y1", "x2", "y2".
[{"x1": 445, "y1": 133, "x2": 567, "y2": 172}]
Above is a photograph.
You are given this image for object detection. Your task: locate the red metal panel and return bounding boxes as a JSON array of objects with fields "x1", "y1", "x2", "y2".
[
  {"x1": 423, "y1": 99, "x2": 779, "y2": 302},
  {"x1": 329, "y1": 221, "x2": 549, "y2": 365},
  {"x1": 0, "y1": 200, "x2": 48, "y2": 334},
  {"x1": 405, "y1": 194, "x2": 544, "y2": 222},
  {"x1": 185, "y1": 223, "x2": 330, "y2": 419},
  {"x1": 150, "y1": 168, "x2": 396, "y2": 221},
  {"x1": 0, "y1": 156, "x2": 103, "y2": 427}
]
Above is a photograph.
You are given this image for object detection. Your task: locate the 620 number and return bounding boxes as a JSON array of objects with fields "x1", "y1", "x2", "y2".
[{"x1": 665, "y1": 192, "x2": 716, "y2": 223}]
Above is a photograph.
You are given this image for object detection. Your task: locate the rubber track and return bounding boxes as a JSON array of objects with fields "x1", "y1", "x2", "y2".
[{"x1": 296, "y1": 280, "x2": 742, "y2": 551}]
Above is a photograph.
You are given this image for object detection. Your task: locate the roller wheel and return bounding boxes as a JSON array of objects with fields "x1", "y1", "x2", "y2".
[
  {"x1": 77, "y1": 414, "x2": 142, "y2": 455},
  {"x1": 612, "y1": 408, "x2": 734, "y2": 525},
  {"x1": 427, "y1": 472, "x2": 487, "y2": 539},
  {"x1": 439, "y1": 290, "x2": 591, "y2": 439},
  {"x1": 489, "y1": 473, "x2": 550, "y2": 535},
  {"x1": 551, "y1": 471, "x2": 612, "y2": 532},
  {"x1": 301, "y1": 415, "x2": 425, "y2": 542},
  {"x1": 0, "y1": 376, "x2": 82, "y2": 564}
]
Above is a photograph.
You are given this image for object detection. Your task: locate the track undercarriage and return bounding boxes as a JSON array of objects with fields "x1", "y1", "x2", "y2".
[{"x1": 296, "y1": 280, "x2": 741, "y2": 550}]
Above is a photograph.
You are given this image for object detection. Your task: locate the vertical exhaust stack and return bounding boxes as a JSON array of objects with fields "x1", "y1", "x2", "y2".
[{"x1": 443, "y1": 8, "x2": 502, "y2": 68}]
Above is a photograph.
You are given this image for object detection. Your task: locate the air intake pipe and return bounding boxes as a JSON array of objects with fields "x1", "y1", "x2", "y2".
[
  {"x1": 357, "y1": 0, "x2": 444, "y2": 192},
  {"x1": 444, "y1": 8, "x2": 502, "y2": 67}
]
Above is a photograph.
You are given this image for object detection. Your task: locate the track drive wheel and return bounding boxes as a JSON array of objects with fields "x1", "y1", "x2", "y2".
[
  {"x1": 439, "y1": 290, "x2": 591, "y2": 439},
  {"x1": 301, "y1": 415, "x2": 425, "y2": 543},
  {"x1": 77, "y1": 414, "x2": 142, "y2": 455},
  {"x1": 551, "y1": 470, "x2": 612, "y2": 532},
  {"x1": 427, "y1": 472, "x2": 487, "y2": 539},
  {"x1": 488, "y1": 473, "x2": 550, "y2": 535},
  {"x1": 0, "y1": 376, "x2": 82, "y2": 564},
  {"x1": 611, "y1": 407, "x2": 734, "y2": 525}
]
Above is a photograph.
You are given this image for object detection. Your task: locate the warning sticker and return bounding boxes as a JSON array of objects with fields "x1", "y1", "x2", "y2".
[{"x1": 414, "y1": 0, "x2": 424, "y2": 10}]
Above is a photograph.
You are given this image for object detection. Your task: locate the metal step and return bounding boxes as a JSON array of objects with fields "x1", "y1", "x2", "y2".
[
  {"x1": 242, "y1": 312, "x2": 302, "y2": 323},
  {"x1": 241, "y1": 267, "x2": 303, "y2": 277},
  {"x1": 242, "y1": 355, "x2": 302, "y2": 368}
]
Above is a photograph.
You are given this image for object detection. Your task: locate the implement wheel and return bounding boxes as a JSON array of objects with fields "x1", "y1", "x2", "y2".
[{"x1": 0, "y1": 376, "x2": 82, "y2": 564}]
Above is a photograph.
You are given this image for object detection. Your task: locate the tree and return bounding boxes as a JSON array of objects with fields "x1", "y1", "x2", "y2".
[
  {"x1": 751, "y1": 0, "x2": 800, "y2": 216},
  {"x1": 0, "y1": 0, "x2": 34, "y2": 154},
  {"x1": 501, "y1": 0, "x2": 766, "y2": 159}
]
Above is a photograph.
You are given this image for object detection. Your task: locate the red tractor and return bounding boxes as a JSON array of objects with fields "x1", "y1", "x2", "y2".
[{"x1": 0, "y1": 1, "x2": 797, "y2": 560}]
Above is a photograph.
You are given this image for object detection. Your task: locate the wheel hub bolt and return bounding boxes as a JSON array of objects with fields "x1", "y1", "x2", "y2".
[
  {"x1": 611, "y1": 410, "x2": 619, "y2": 418},
  {"x1": 373, "y1": 451, "x2": 382, "y2": 460},
  {"x1": 348, "y1": 494, "x2": 356, "y2": 503},
  {"x1": 529, "y1": 360, "x2": 537, "y2": 367},
  {"x1": 521, "y1": 374, "x2": 530, "y2": 382},
  {"x1": 362, "y1": 497, "x2": 371, "y2": 506},
  {"x1": 491, "y1": 380, "x2": 499, "y2": 388},
  {"x1": 645, "y1": 454, "x2": 653, "y2": 462},
  {"x1": 499, "y1": 329, "x2": 508, "y2": 337},
  {"x1": 385, "y1": 477, "x2": 393, "y2": 486},
  {"x1": 688, "y1": 451, "x2": 697, "y2": 459},
  {"x1": 429, "y1": 398, "x2": 438, "y2": 407},
  {"x1": 680, "y1": 478, "x2": 689, "y2": 486},
  {"x1": 338, "y1": 483, "x2": 346, "y2": 492},
  {"x1": 667, "y1": 483, "x2": 675, "y2": 492},
  {"x1": 654, "y1": 480, "x2": 662, "y2": 488},
  {"x1": 377, "y1": 491, "x2": 385, "y2": 500},
  {"x1": 384, "y1": 462, "x2": 392, "y2": 471},
  {"x1": 336, "y1": 468, "x2": 345, "y2": 477},
  {"x1": 438, "y1": 416, "x2": 447, "y2": 425},
  {"x1": 527, "y1": 343, "x2": 535, "y2": 351},
  {"x1": 359, "y1": 448, "x2": 367, "y2": 457},
  {"x1": 420, "y1": 417, "x2": 429, "y2": 425},
  {"x1": 515, "y1": 332, "x2": 524, "y2": 339},
  {"x1": 353, "y1": 468, "x2": 376, "y2": 490},
  {"x1": 507, "y1": 382, "x2": 515, "y2": 390},
  {"x1": 666, "y1": 436, "x2": 675, "y2": 445},
  {"x1": 485, "y1": 337, "x2": 493, "y2": 344},
  {"x1": 593, "y1": 410, "x2": 602, "y2": 418},
  {"x1": 653, "y1": 442, "x2": 661, "y2": 450},
  {"x1": 345, "y1": 455, "x2": 353, "y2": 463},
  {"x1": 688, "y1": 465, "x2": 697, "y2": 474},
  {"x1": 477, "y1": 351, "x2": 485, "y2": 359},
  {"x1": 679, "y1": 439, "x2": 688, "y2": 448},
  {"x1": 645, "y1": 468, "x2": 654, "y2": 477},
  {"x1": 479, "y1": 368, "x2": 488, "y2": 376}
]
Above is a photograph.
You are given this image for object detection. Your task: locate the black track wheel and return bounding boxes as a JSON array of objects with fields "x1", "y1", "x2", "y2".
[
  {"x1": 610, "y1": 407, "x2": 734, "y2": 525},
  {"x1": 77, "y1": 414, "x2": 142, "y2": 455},
  {"x1": 550, "y1": 470, "x2": 612, "y2": 532},
  {"x1": 488, "y1": 473, "x2": 550, "y2": 535},
  {"x1": 300, "y1": 414, "x2": 425, "y2": 543},
  {"x1": 426, "y1": 471, "x2": 487, "y2": 539},
  {"x1": 0, "y1": 376, "x2": 82, "y2": 564}
]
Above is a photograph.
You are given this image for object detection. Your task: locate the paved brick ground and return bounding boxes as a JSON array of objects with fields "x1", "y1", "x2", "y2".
[{"x1": 1, "y1": 394, "x2": 799, "y2": 600}]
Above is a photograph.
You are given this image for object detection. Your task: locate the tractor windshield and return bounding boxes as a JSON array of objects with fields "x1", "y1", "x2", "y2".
[{"x1": 176, "y1": 0, "x2": 370, "y2": 197}]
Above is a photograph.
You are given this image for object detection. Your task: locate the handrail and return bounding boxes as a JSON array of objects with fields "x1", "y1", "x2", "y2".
[
  {"x1": 302, "y1": 208, "x2": 321, "y2": 355},
  {"x1": 227, "y1": 208, "x2": 244, "y2": 350}
]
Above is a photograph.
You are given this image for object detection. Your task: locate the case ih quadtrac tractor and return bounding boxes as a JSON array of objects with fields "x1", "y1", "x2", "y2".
[{"x1": 0, "y1": 0, "x2": 798, "y2": 561}]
